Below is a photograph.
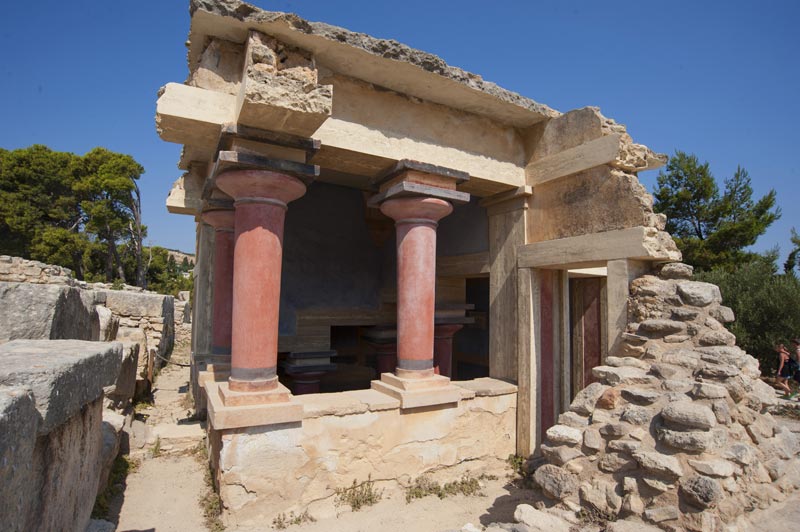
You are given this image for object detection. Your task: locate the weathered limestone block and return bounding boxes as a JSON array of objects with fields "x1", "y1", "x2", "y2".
[
  {"x1": 579, "y1": 479, "x2": 622, "y2": 516},
  {"x1": 680, "y1": 475, "x2": 723, "y2": 509},
  {"x1": 0, "y1": 340, "x2": 120, "y2": 532},
  {"x1": 105, "y1": 342, "x2": 140, "y2": 407},
  {"x1": 592, "y1": 365, "x2": 654, "y2": 386},
  {"x1": 676, "y1": 281, "x2": 722, "y2": 307},
  {"x1": 710, "y1": 305, "x2": 735, "y2": 323},
  {"x1": 96, "y1": 305, "x2": 119, "y2": 342},
  {"x1": 621, "y1": 388, "x2": 660, "y2": 405},
  {"x1": 697, "y1": 328, "x2": 737, "y2": 347},
  {"x1": 620, "y1": 405, "x2": 653, "y2": 425},
  {"x1": 0, "y1": 282, "x2": 99, "y2": 343},
  {"x1": 658, "y1": 262, "x2": 693, "y2": 280},
  {"x1": 0, "y1": 386, "x2": 38, "y2": 532},
  {"x1": 570, "y1": 382, "x2": 608, "y2": 415},
  {"x1": 643, "y1": 505, "x2": 680, "y2": 524},
  {"x1": 545, "y1": 424, "x2": 584, "y2": 446},
  {"x1": 661, "y1": 402, "x2": 717, "y2": 431},
  {"x1": 237, "y1": 30, "x2": 332, "y2": 135},
  {"x1": 0, "y1": 340, "x2": 122, "y2": 433},
  {"x1": 533, "y1": 464, "x2": 579, "y2": 501},
  {"x1": 688, "y1": 459, "x2": 736, "y2": 478},
  {"x1": 638, "y1": 319, "x2": 686, "y2": 336},
  {"x1": 514, "y1": 504, "x2": 571, "y2": 532},
  {"x1": 633, "y1": 450, "x2": 683, "y2": 478}
]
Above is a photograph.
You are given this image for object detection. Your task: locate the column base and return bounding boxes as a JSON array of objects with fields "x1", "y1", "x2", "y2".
[
  {"x1": 204, "y1": 380, "x2": 303, "y2": 430},
  {"x1": 370, "y1": 372, "x2": 461, "y2": 409}
]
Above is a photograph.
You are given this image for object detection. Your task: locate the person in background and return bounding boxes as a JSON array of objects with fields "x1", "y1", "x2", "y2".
[{"x1": 775, "y1": 343, "x2": 798, "y2": 397}]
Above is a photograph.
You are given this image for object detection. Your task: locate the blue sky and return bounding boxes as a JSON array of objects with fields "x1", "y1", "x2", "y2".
[{"x1": 1, "y1": 1, "x2": 798, "y2": 259}]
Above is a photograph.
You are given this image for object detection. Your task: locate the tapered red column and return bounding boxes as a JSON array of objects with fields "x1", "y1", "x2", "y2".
[
  {"x1": 216, "y1": 169, "x2": 306, "y2": 393},
  {"x1": 380, "y1": 197, "x2": 453, "y2": 378},
  {"x1": 201, "y1": 207, "x2": 235, "y2": 359}
]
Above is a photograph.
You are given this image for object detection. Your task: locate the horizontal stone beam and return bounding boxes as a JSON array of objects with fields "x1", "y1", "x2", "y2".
[
  {"x1": 526, "y1": 134, "x2": 621, "y2": 187},
  {"x1": 517, "y1": 226, "x2": 678, "y2": 269},
  {"x1": 437, "y1": 252, "x2": 490, "y2": 278}
]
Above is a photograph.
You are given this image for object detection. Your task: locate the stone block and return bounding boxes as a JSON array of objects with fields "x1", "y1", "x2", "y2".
[
  {"x1": 533, "y1": 464, "x2": 579, "y2": 501},
  {"x1": 0, "y1": 282, "x2": 99, "y2": 343},
  {"x1": 661, "y1": 401, "x2": 717, "y2": 431},
  {"x1": 0, "y1": 340, "x2": 122, "y2": 434},
  {"x1": 371, "y1": 373, "x2": 462, "y2": 409},
  {"x1": 676, "y1": 281, "x2": 722, "y2": 307},
  {"x1": 204, "y1": 380, "x2": 303, "y2": 430},
  {"x1": 570, "y1": 382, "x2": 609, "y2": 415},
  {"x1": 633, "y1": 450, "x2": 683, "y2": 478},
  {"x1": 0, "y1": 386, "x2": 38, "y2": 532},
  {"x1": 514, "y1": 504, "x2": 571, "y2": 532},
  {"x1": 105, "y1": 342, "x2": 139, "y2": 407}
]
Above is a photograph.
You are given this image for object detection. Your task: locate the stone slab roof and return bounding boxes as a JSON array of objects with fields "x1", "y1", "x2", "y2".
[{"x1": 188, "y1": 0, "x2": 560, "y2": 127}]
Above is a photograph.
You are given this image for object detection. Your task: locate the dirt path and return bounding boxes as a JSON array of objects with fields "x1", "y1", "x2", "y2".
[{"x1": 111, "y1": 327, "x2": 211, "y2": 532}]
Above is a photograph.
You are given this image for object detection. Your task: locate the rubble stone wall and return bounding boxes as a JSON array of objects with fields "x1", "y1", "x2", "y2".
[
  {"x1": 0, "y1": 340, "x2": 122, "y2": 532},
  {"x1": 532, "y1": 263, "x2": 800, "y2": 531},
  {"x1": 212, "y1": 380, "x2": 516, "y2": 527},
  {"x1": 0, "y1": 255, "x2": 76, "y2": 285}
]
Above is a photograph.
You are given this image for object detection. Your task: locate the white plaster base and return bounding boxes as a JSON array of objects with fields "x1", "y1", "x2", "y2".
[{"x1": 210, "y1": 379, "x2": 517, "y2": 528}]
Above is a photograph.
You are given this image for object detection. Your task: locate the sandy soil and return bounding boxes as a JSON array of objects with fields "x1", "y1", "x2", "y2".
[{"x1": 230, "y1": 476, "x2": 538, "y2": 532}]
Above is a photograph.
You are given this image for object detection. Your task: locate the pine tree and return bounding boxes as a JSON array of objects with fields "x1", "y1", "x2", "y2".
[{"x1": 653, "y1": 152, "x2": 780, "y2": 270}]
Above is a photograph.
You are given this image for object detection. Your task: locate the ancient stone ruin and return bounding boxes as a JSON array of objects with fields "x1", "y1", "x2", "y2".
[
  {"x1": 530, "y1": 262, "x2": 800, "y2": 531},
  {"x1": 0, "y1": 256, "x2": 181, "y2": 532}
]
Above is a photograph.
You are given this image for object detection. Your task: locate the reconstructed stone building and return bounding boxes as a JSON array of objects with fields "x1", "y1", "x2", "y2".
[{"x1": 157, "y1": 0, "x2": 682, "y2": 522}]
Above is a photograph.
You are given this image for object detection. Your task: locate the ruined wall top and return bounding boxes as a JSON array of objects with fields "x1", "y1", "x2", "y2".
[{"x1": 188, "y1": 0, "x2": 559, "y2": 127}]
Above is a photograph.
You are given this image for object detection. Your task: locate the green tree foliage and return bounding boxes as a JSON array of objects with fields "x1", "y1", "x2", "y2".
[
  {"x1": 145, "y1": 246, "x2": 193, "y2": 296},
  {"x1": 0, "y1": 144, "x2": 190, "y2": 295},
  {"x1": 697, "y1": 255, "x2": 800, "y2": 373},
  {"x1": 784, "y1": 228, "x2": 800, "y2": 275},
  {"x1": 653, "y1": 152, "x2": 780, "y2": 270}
]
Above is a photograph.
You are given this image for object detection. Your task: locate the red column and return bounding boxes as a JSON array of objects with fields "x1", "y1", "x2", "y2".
[
  {"x1": 201, "y1": 208, "x2": 235, "y2": 359},
  {"x1": 433, "y1": 323, "x2": 463, "y2": 378},
  {"x1": 216, "y1": 169, "x2": 306, "y2": 392},
  {"x1": 380, "y1": 197, "x2": 452, "y2": 379}
]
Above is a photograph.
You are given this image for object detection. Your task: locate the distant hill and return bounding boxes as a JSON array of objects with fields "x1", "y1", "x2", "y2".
[{"x1": 165, "y1": 248, "x2": 195, "y2": 267}]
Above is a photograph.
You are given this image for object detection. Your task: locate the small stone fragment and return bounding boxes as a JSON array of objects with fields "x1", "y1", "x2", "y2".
[
  {"x1": 621, "y1": 405, "x2": 653, "y2": 425},
  {"x1": 513, "y1": 504, "x2": 571, "y2": 532},
  {"x1": 680, "y1": 475, "x2": 723, "y2": 509},
  {"x1": 570, "y1": 382, "x2": 609, "y2": 415},
  {"x1": 676, "y1": 281, "x2": 721, "y2": 307},
  {"x1": 661, "y1": 402, "x2": 717, "y2": 430},
  {"x1": 546, "y1": 424, "x2": 583, "y2": 446},
  {"x1": 533, "y1": 464, "x2": 579, "y2": 501},
  {"x1": 621, "y1": 388, "x2": 660, "y2": 405},
  {"x1": 688, "y1": 459, "x2": 735, "y2": 478},
  {"x1": 583, "y1": 428, "x2": 602, "y2": 452},
  {"x1": 691, "y1": 382, "x2": 728, "y2": 399},
  {"x1": 633, "y1": 451, "x2": 683, "y2": 478},
  {"x1": 596, "y1": 388, "x2": 622, "y2": 409},
  {"x1": 659, "y1": 262, "x2": 693, "y2": 280},
  {"x1": 644, "y1": 505, "x2": 680, "y2": 523}
]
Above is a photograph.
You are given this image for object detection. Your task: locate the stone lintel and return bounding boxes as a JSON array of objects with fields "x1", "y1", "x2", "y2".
[
  {"x1": 217, "y1": 122, "x2": 321, "y2": 160},
  {"x1": 211, "y1": 151, "x2": 318, "y2": 185},
  {"x1": 204, "y1": 380, "x2": 303, "y2": 430},
  {"x1": 517, "y1": 226, "x2": 679, "y2": 269},
  {"x1": 368, "y1": 181, "x2": 470, "y2": 207},
  {"x1": 371, "y1": 373, "x2": 461, "y2": 409},
  {"x1": 374, "y1": 159, "x2": 470, "y2": 189},
  {"x1": 479, "y1": 185, "x2": 533, "y2": 211}
]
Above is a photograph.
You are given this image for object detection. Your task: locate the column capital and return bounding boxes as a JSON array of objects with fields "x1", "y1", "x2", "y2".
[
  {"x1": 216, "y1": 169, "x2": 307, "y2": 205},
  {"x1": 380, "y1": 196, "x2": 453, "y2": 225},
  {"x1": 201, "y1": 200, "x2": 235, "y2": 231}
]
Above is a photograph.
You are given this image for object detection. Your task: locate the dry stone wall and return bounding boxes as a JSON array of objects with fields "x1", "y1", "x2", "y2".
[
  {"x1": 0, "y1": 255, "x2": 76, "y2": 285},
  {"x1": 531, "y1": 263, "x2": 800, "y2": 531}
]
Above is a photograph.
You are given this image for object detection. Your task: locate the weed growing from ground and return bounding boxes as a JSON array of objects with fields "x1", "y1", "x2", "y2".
[
  {"x1": 404, "y1": 473, "x2": 494, "y2": 503},
  {"x1": 200, "y1": 461, "x2": 225, "y2": 531},
  {"x1": 506, "y1": 454, "x2": 535, "y2": 489},
  {"x1": 272, "y1": 510, "x2": 315, "y2": 529},
  {"x1": 91, "y1": 454, "x2": 140, "y2": 519},
  {"x1": 334, "y1": 475, "x2": 383, "y2": 511},
  {"x1": 150, "y1": 436, "x2": 162, "y2": 458}
]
